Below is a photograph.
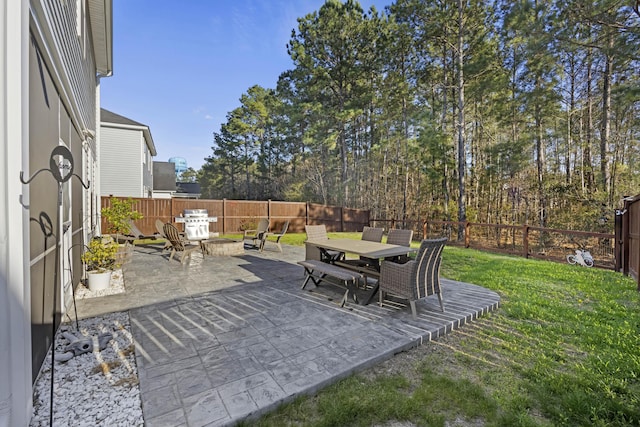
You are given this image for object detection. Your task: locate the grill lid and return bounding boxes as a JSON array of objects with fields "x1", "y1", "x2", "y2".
[{"x1": 183, "y1": 209, "x2": 208, "y2": 216}]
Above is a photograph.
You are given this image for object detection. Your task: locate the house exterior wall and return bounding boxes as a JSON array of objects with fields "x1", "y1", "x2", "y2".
[
  {"x1": 1, "y1": 0, "x2": 108, "y2": 424},
  {"x1": 142, "y1": 139, "x2": 153, "y2": 197},
  {"x1": 100, "y1": 126, "x2": 144, "y2": 197}
]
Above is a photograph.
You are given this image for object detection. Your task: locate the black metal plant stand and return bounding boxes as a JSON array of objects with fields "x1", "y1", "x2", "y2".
[{"x1": 20, "y1": 145, "x2": 89, "y2": 427}]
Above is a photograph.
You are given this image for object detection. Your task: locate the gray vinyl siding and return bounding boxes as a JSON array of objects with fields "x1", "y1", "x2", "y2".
[
  {"x1": 28, "y1": 0, "x2": 100, "y2": 383},
  {"x1": 31, "y1": 0, "x2": 97, "y2": 132},
  {"x1": 100, "y1": 126, "x2": 144, "y2": 197},
  {"x1": 142, "y1": 143, "x2": 153, "y2": 196}
]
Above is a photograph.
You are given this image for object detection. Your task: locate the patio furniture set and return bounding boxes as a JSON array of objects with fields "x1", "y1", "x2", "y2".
[
  {"x1": 301, "y1": 225, "x2": 447, "y2": 319},
  {"x1": 141, "y1": 217, "x2": 445, "y2": 319}
]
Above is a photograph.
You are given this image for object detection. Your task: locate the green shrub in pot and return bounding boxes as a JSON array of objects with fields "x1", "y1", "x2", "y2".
[
  {"x1": 81, "y1": 237, "x2": 119, "y2": 273},
  {"x1": 101, "y1": 197, "x2": 143, "y2": 241}
]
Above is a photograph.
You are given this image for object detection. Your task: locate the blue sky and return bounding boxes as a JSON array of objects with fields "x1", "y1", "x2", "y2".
[{"x1": 101, "y1": 0, "x2": 389, "y2": 171}]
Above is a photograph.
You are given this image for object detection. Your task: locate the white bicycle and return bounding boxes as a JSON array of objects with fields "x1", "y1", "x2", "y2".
[{"x1": 567, "y1": 249, "x2": 594, "y2": 267}]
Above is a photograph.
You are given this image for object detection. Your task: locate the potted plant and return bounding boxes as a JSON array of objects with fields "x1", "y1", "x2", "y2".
[
  {"x1": 101, "y1": 197, "x2": 142, "y2": 265},
  {"x1": 82, "y1": 236, "x2": 119, "y2": 291},
  {"x1": 101, "y1": 197, "x2": 143, "y2": 242}
]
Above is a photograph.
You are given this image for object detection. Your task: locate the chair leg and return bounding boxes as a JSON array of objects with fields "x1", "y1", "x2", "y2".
[
  {"x1": 378, "y1": 290, "x2": 384, "y2": 307},
  {"x1": 409, "y1": 301, "x2": 418, "y2": 319},
  {"x1": 438, "y1": 292, "x2": 445, "y2": 312},
  {"x1": 169, "y1": 249, "x2": 175, "y2": 262}
]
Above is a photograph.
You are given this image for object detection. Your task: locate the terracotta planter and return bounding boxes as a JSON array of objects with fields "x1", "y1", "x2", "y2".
[{"x1": 87, "y1": 270, "x2": 112, "y2": 292}]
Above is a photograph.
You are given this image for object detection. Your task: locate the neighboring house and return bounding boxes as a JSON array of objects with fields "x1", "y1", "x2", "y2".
[
  {"x1": 0, "y1": 1, "x2": 112, "y2": 425},
  {"x1": 152, "y1": 161, "x2": 177, "y2": 199},
  {"x1": 175, "y1": 182, "x2": 202, "y2": 199},
  {"x1": 100, "y1": 108, "x2": 156, "y2": 198}
]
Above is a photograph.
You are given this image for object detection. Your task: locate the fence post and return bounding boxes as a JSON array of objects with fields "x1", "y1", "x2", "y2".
[
  {"x1": 615, "y1": 210, "x2": 623, "y2": 272},
  {"x1": 222, "y1": 198, "x2": 226, "y2": 234},
  {"x1": 523, "y1": 225, "x2": 529, "y2": 258},
  {"x1": 622, "y1": 201, "x2": 630, "y2": 276},
  {"x1": 464, "y1": 222, "x2": 470, "y2": 248},
  {"x1": 423, "y1": 220, "x2": 427, "y2": 239},
  {"x1": 340, "y1": 206, "x2": 344, "y2": 232},
  {"x1": 268, "y1": 199, "x2": 271, "y2": 221},
  {"x1": 306, "y1": 202, "x2": 309, "y2": 227}
]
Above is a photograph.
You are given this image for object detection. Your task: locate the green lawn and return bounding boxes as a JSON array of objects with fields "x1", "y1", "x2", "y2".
[{"x1": 236, "y1": 233, "x2": 640, "y2": 427}]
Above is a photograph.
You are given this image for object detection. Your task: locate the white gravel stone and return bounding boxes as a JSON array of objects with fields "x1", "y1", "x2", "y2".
[
  {"x1": 30, "y1": 311, "x2": 144, "y2": 427},
  {"x1": 74, "y1": 269, "x2": 126, "y2": 299}
]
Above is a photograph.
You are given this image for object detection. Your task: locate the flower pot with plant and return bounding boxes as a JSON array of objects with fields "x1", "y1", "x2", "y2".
[
  {"x1": 101, "y1": 197, "x2": 143, "y2": 267},
  {"x1": 82, "y1": 237, "x2": 119, "y2": 291},
  {"x1": 101, "y1": 197, "x2": 143, "y2": 244}
]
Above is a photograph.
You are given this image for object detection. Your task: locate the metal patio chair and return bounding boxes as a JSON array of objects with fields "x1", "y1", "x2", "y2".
[
  {"x1": 260, "y1": 220, "x2": 289, "y2": 252},
  {"x1": 243, "y1": 218, "x2": 270, "y2": 248}
]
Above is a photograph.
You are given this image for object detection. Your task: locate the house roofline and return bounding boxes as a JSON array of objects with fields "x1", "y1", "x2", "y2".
[{"x1": 88, "y1": 0, "x2": 113, "y2": 76}]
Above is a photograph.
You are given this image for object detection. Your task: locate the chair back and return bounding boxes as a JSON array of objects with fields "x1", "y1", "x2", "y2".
[
  {"x1": 305, "y1": 225, "x2": 328, "y2": 241},
  {"x1": 412, "y1": 238, "x2": 447, "y2": 299},
  {"x1": 163, "y1": 223, "x2": 186, "y2": 251},
  {"x1": 387, "y1": 229, "x2": 413, "y2": 246},
  {"x1": 278, "y1": 220, "x2": 290, "y2": 236},
  {"x1": 127, "y1": 219, "x2": 143, "y2": 237},
  {"x1": 361, "y1": 226, "x2": 384, "y2": 242},
  {"x1": 155, "y1": 220, "x2": 167, "y2": 238},
  {"x1": 256, "y1": 218, "x2": 270, "y2": 233}
]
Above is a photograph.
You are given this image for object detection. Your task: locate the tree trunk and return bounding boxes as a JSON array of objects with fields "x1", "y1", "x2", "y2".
[
  {"x1": 456, "y1": 0, "x2": 466, "y2": 240},
  {"x1": 600, "y1": 34, "x2": 613, "y2": 195}
]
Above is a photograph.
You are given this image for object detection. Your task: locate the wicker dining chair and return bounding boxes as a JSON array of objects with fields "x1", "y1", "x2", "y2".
[
  {"x1": 304, "y1": 224, "x2": 344, "y2": 262},
  {"x1": 341, "y1": 226, "x2": 385, "y2": 268},
  {"x1": 361, "y1": 226, "x2": 384, "y2": 243},
  {"x1": 385, "y1": 229, "x2": 414, "y2": 263},
  {"x1": 378, "y1": 237, "x2": 447, "y2": 319},
  {"x1": 163, "y1": 222, "x2": 202, "y2": 264}
]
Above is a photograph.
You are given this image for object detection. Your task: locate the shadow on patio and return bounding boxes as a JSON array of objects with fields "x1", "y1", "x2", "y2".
[{"x1": 73, "y1": 243, "x2": 500, "y2": 426}]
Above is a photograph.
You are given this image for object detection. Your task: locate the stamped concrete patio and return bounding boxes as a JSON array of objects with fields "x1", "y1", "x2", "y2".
[{"x1": 74, "y1": 242, "x2": 500, "y2": 427}]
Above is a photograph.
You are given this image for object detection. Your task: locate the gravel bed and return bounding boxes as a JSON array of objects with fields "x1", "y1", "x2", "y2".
[
  {"x1": 74, "y1": 269, "x2": 126, "y2": 299},
  {"x1": 30, "y1": 274, "x2": 143, "y2": 426}
]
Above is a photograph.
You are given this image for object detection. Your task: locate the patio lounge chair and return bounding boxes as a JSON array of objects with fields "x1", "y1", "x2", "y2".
[
  {"x1": 127, "y1": 219, "x2": 158, "y2": 240},
  {"x1": 260, "y1": 220, "x2": 289, "y2": 252},
  {"x1": 163, "y1": 222, "x2": 202, "y2": 264},
  {"x1": 378, "y1": 237, "x2": 447, "y2": 319},
  {"x1": 304, "y1": 224, "x2": 344, "y2": 262},
  {"x1": 243, "y1": 218, "x2": 270, "y2": 248}
]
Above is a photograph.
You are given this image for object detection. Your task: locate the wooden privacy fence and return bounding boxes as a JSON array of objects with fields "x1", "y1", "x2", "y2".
[
  {"x1": 620, "y1": 194, "x2": 640, "y2": 289},
  {"x1": 100, "y1": 197, "x2": 370, "y2": 236}
]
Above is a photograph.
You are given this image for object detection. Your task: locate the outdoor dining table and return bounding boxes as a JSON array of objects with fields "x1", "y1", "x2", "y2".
[{"x1": 304, "y1": 239, "x2": 417, "y2": 304}]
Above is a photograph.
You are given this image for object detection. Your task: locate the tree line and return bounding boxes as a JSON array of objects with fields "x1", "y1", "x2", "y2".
[{"x1": 197, "y1": 0, "x2": 640, "y2": 232}]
